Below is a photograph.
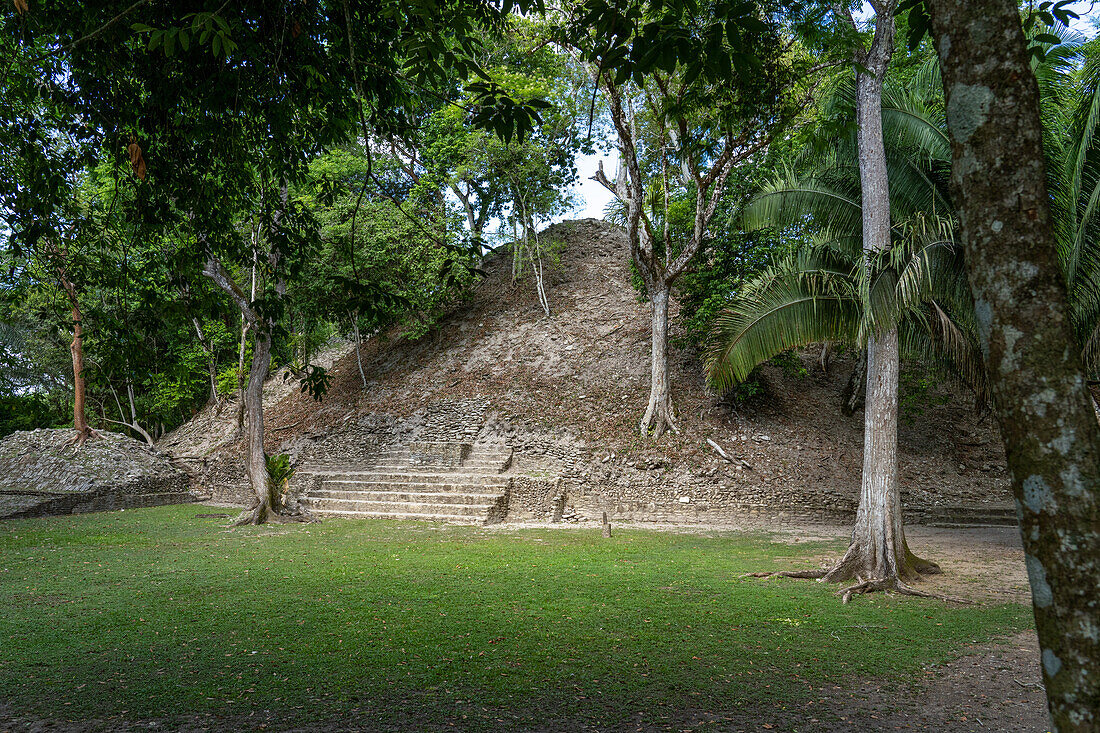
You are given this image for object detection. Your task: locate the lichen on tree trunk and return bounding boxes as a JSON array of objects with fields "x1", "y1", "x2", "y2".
[{"x1": 925, "y1": 0, "x2": 1100, "y2": 727}]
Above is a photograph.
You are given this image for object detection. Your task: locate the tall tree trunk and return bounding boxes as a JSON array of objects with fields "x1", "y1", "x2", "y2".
[
  {"x1": 926, "y1": 0, "x2": 1100, "y2": 727},
  {"x1": 68, "y1": 301, "x2": 89, "y2": 437},
  {"x1": 54, "y1": 263, "x2": 93, "y2": 444},
  {"x1": 353, "y1": 314, "x2": 367, "y2": 389},
  {"x1": 237, "y1": 322, "x2": 277, "y2": 525},
  {"x1": 235, "y1": 316, "x2": 249, "y2": 431},
  {"x1": 816, "y1": 2, "x2": 937, "y2": 591},
  {"x1": 592, "y1": 73, "x2": 742, "y2": 441},
  {"x1": 529, "y1": 216, "x2": 551, "y2": 318},
  {"x1": 203, "y1": 253, "x2": 286, "y2": 526},
  {"x1": 824, "y1": 329, "x2": 938, "y2": 589},
  {"x1": 235, "y1": 252, "x2": 258, "y2": 434},
  {"x1": 641, "y1": 283, "x2": 676, "y2": 438}
]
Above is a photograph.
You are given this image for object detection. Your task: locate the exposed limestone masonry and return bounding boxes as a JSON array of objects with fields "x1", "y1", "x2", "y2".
[
  {"x1": 0, "y1": 429, "x2": 195, "y2": 519},
  {"x1": 421, "y1": 398, "x2": 489, "y2": 444}
]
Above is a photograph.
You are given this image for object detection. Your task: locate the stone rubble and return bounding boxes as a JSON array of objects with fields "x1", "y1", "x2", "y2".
[{"x1": 0, "y1": 429, "x2": 195, "y2": 519}]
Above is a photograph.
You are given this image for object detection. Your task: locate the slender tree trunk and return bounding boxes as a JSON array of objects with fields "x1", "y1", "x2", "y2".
[
  {"x1": 841, "y1": 349, "x2": 867, "y2": 415},
  {"x1": 235, "y1": 253, "x2": 258, "y2": 433},
  {"x1": 191, "y1": 317, "x2": 220, "y2": 407},
  {"x1": 641, "y1": 284, "x2": 677, "y2": 438},
  {"x1": 530, "y1": 216, "x2": 550, "y2": 318},
  {"x1": 235, "y1": 317, "x2": 249, "y2": 429},
  {"x1": 818, "y1": 2, "x2": 936, "y2": 589},
  {"x1": 53, "y1": 262, "x2": 93, "y2": 444},
  {"x1": 511, "y1": 216, "x2": 522, "y2": 283},
  {"x1": 127, "y1": 383, "x2": 138, "y2": 427},
  {"x1": 926, "y1": 0, "x2": 1100, "y2": 727},
  {"x1": 68, "y1": 301, "x2": 89, "y2": 437},
  {"x1": 353, "y1": 314, "x2": 367, "y2": 389},
  {"x1": 456, "y1": 189, "x2": 482, "y2": 251},
  {"x1": 592, "y1": 74, "x2": 740, "y2": 441}
]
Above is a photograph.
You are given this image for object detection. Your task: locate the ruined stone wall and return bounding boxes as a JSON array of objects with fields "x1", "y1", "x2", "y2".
[{"x1": 0, "y1": 429, "x2": 195, "y2": 519}]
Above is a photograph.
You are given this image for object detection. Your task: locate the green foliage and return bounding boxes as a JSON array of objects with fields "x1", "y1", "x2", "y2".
[
  {"x1": 265, "y1": 453, "x2": 295, "y2": 488},
  {"x1": 216, "y1": 364, "x2": 242, "y2": 400},
  {"x1": 675, "y1": 173, "x2": 787, "y2": 350},
  {"x1": 288, "y1": 365, "x2": 330, "y2": 402},
  {"x1": 771, "y1": 349, "x2": 809, "y2": 380},
  {"x1": 300, "y1": 146, "x2": 476, "y2": 342},
  {"x1": 707, "y1": 65, "x2": 985, "y2": 399},
  {"x1": 0, "y1": 0, "x2": 558, "y2": 437},
  {"x1": 0, "y1": 394, "x2": 65, "y2": 438}
]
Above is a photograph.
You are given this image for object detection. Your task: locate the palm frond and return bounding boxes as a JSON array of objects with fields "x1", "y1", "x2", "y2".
[
  {"x1": 743, "y1": 174, "x2": 862, "y2": 237},
  {"x1": 705, "y1": 275, "x2": 861, "y2": 391}
]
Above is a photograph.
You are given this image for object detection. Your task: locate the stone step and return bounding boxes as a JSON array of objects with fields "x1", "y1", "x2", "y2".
[
  {"x1": 374, "y1": 447, "x2": 511, "y2": 458},
  {"x1": 303, "y1": 497, "x2": 496, "y2": 516},
  {"x1": 369, "y1": 457, "x2": 511, "y2": 469},
  {"x1": 920, "y1": 505, "x2": 1017, "y2": 527},
  {"x1": 929, "y1": 522, "x2": 1018, "y2": 529},
  {"x1": 369, "y1": 459, "x2": 506, "y2": 471},
  {"x1": 306, "y1": 508, "x2": 490, "y2": 524},
  {"x1": 317, "y1": 471, "x2": 511, "y2": 484},
  {"x1": 322, "y1": 479, "x2": 508, "y2": 493},
  {"x1": 309, "y1": 489, "x2": 503, "y2": 505}
]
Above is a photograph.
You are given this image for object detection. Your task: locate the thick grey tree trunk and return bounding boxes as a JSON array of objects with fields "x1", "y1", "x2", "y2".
[
  {"x1": 812, "y1": 2, "x2": 939, "y2": 592},
  {"x1": 926, "y1": 0, "x2": 1100, "y2": 727},
  {"x1": 641, "y1": 284, "x2": 676, "y2": 438},
  {"x1": 824, "y1": 329, "x2": 939, "y2": 590}
]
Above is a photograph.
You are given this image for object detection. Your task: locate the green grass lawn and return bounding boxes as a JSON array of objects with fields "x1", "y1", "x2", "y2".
[{"x1": 0, "y1": 506, "x2": 1031, "y2": 730}]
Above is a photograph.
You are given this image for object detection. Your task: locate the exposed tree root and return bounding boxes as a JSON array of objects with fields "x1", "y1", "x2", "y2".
[
  {"x1": 229, "y1": 498, "x2": 319, "y2": 527},
  {"x1": 836, "y1": 576, "x2": 973, "y2": 605},
  {"x1": 640, "y1": 397, "x2": 679, "y2": 440},
  {"x1": 60, "y1": 426, "x2": 101, "y2": 451},
  {"x1": 744, "y1": 566, "x2": 973, "y2": 605}
]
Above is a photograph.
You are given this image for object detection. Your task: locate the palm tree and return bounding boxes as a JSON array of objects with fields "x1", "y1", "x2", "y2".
[
  {"x1": 1048, "y1": 35, "x2": 1100, "y2": 375},
  {"x1": 706, "y1": 63, "x2": 987, "y2": 595}
]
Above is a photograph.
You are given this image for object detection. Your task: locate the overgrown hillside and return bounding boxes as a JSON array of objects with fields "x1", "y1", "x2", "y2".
[{"x1": 162, "y1": 219, "x2": 1012, "y2": 524}]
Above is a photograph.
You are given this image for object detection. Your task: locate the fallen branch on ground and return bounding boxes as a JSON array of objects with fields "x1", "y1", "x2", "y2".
[{"x1": 707, "y1": 438, "x2": 752, "y2": 469}]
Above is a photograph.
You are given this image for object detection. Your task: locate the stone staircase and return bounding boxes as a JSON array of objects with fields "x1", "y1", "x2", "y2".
[
  {"x1": 297, "y1": 442, "x2": 513, "y2": 524},
  {"x1": 918, "y1": 503, "x2": 1018, "y2": 529}
]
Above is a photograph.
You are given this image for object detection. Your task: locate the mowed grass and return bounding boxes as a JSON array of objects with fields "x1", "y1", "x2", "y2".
[{"x1": 0, "y1": 506, "x2": 1031, "y2": 730}]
